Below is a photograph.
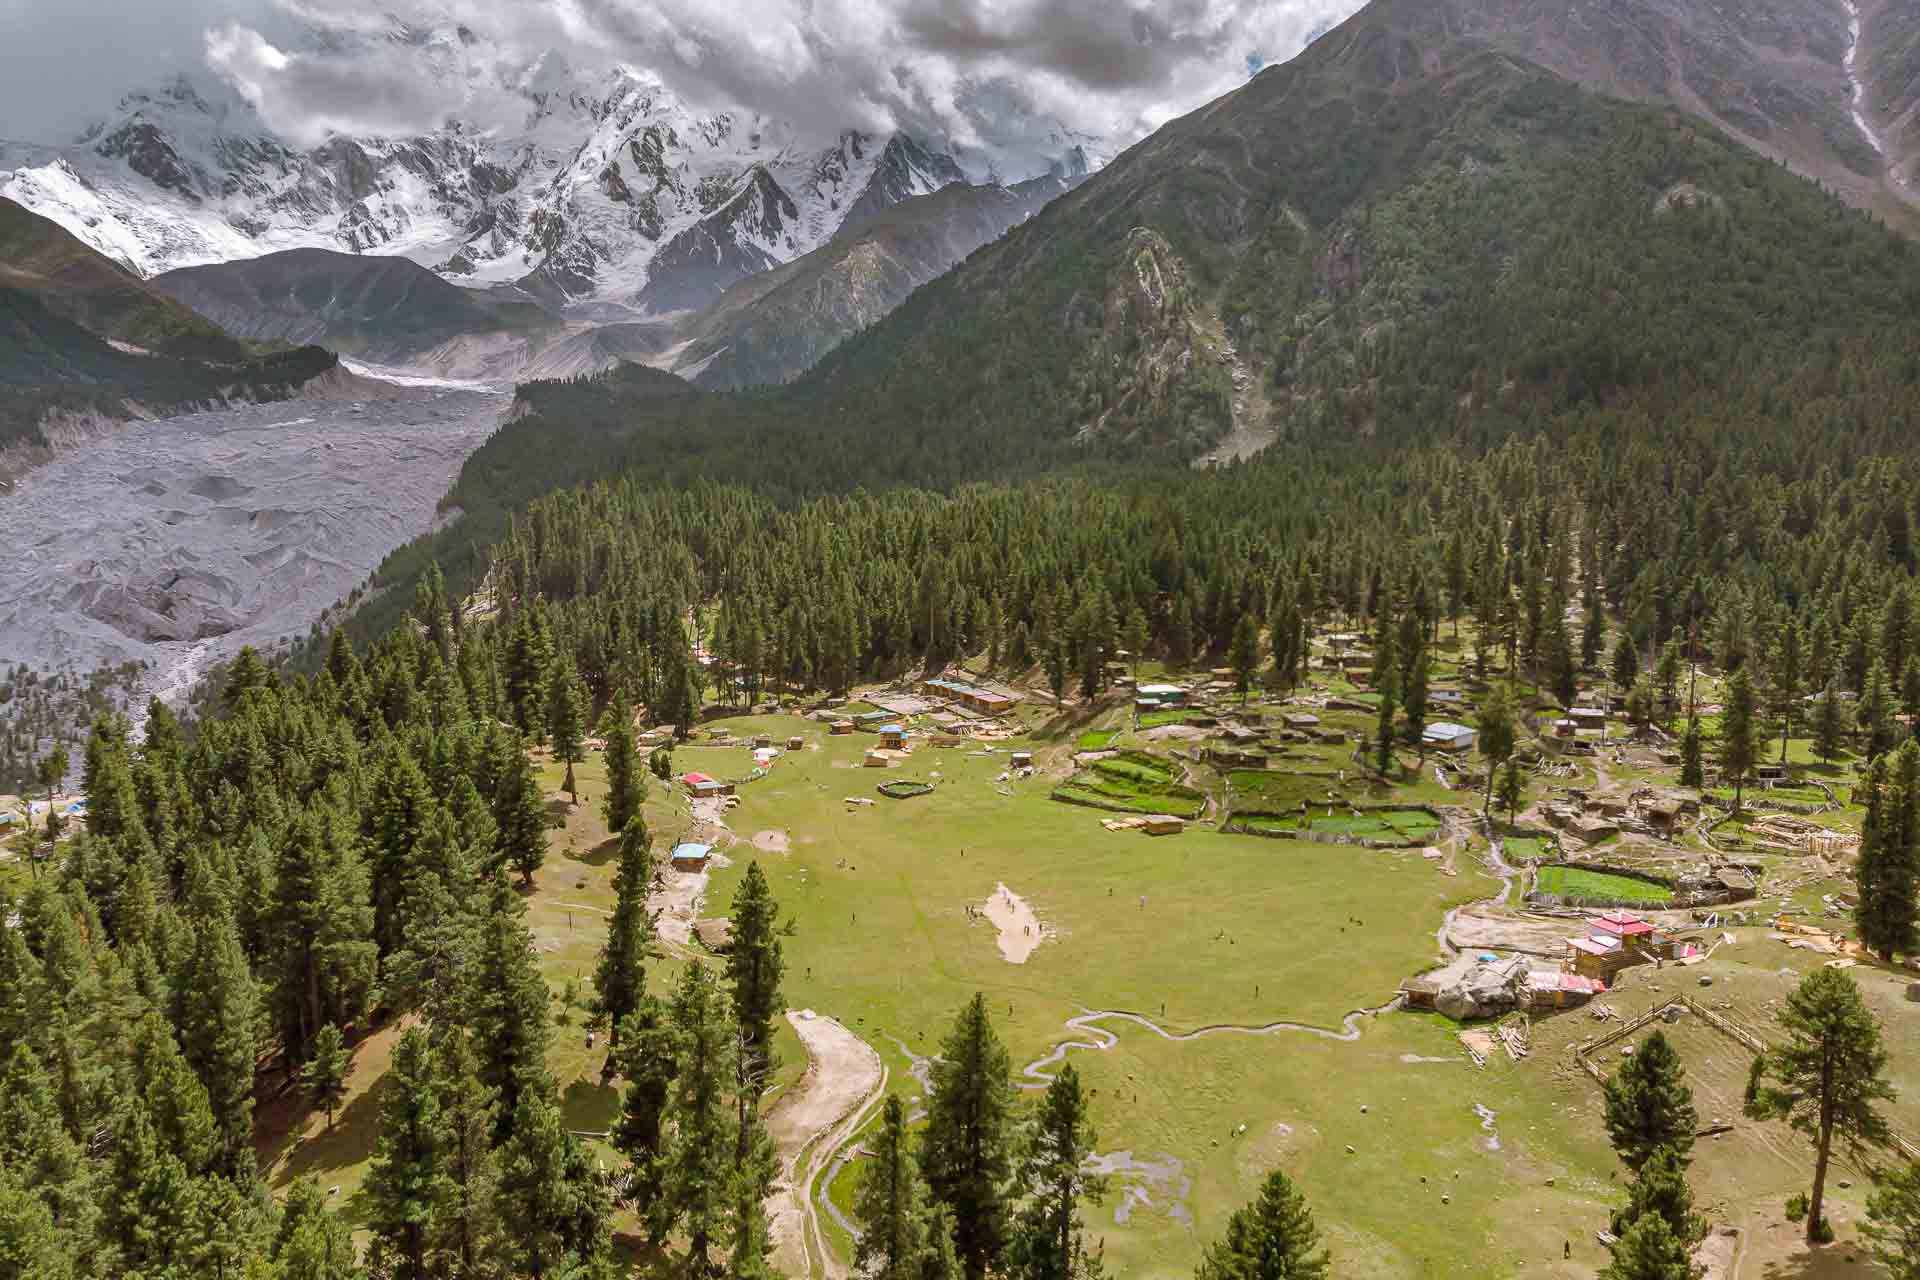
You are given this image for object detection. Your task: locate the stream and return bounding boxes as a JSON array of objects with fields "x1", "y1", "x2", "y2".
[{"x1": 1843, "y1": 1, "x2": 1896, "y2": 169}]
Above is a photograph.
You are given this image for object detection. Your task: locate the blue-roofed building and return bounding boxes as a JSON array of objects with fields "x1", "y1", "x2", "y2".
[
  {"x1": 671, "y1": 842, "x2": 713, "y2": 871},
  {"x1": 1422, "y1": 721, "x2": 1477, "y2": 752}
]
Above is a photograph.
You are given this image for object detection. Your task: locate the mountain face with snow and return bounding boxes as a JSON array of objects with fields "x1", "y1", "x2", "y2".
[{"x1": 1, "y1": 49, "x2": 1099, "y2": 318}]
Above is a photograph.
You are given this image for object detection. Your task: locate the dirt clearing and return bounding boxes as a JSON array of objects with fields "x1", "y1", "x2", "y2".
[
  {"x1": 982, "y1": 883, "x2": 1045, "y2": 962},
  {"x1": 753, "y1": 829, "x2": 792, "y2": 853},
  {"x1": 766, "y1": 1010, "x2": 885, "y2": 1280},
  {"x1": 649, "y1": 852, "x2": 730, "y2": 947}
]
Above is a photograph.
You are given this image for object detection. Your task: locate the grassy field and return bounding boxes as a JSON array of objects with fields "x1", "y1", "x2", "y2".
[
  {"x1": 1532, "y1": 865, "x2": 1674, "y2": 908},
  {"x1": 242, "y1": 661, "x2": 1917, "y2": 1279},
  {"x1": 696, "y1": 715, "x2": 1493, "y2": 1276}
]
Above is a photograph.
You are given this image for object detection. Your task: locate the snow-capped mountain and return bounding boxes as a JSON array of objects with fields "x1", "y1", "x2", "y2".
[{"x1": 1, "y1": 47, "x2": 1102, "y2": 317}]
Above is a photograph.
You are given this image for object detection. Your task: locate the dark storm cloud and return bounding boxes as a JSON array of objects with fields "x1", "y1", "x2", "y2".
[{"x1": 0, "y1": 0, "x2": 1367, "y2": 158}]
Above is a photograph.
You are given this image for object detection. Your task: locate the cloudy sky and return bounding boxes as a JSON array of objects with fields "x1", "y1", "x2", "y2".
[{"x1": 0, "y1": 0, "x2": 1360, "y2": 160}]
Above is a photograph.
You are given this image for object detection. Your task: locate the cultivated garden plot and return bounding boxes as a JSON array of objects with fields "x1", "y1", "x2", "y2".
[
  {"x1": 1532, "y1": 865, "x2": 1676, "y2": 908},
  {"x1": 1052, "y1": 749, "x2": 1208, "y2": 818}
]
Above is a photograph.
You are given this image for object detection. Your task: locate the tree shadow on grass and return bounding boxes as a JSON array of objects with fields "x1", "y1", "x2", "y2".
[
  {"x1": 266, "y1": 1074, "x2": 386, "y2": 1191},
  {"x1": 1754, "y1": 1241, "x2": 1891, "y2": 1280},
  {"x1": 561, "y1": 1076, "x2": 621, "y2": 1134},
  {"x1": 569, "y1": 833, "x2": 622, "y2": 867}
]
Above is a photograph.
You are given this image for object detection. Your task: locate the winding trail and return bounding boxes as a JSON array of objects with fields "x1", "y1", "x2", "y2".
[
  {"x1": 766, "y1": 1012, "x2": 886, "y2": 1280},
  {"x1": 1437, "y1": 811, "x2": 1520, "y2": 955},
  {"x1": 1016, "y1": 1002, "x2": 1405, "y2": 1089}
]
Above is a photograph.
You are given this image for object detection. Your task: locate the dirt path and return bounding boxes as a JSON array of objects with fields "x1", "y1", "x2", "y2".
[
  {"x1": 649, "y1": 852, "x2": 729, "y2": 947},
  {"x1": 1017, "y1": 1002, "x2": 1402, "y2": 1089},
  {"x1": 766, "y1": 1011, "x2": 886, "y2": 1280},
  {"x1": 982, "y1": 883, "x2": 1044, "y2": 962}
]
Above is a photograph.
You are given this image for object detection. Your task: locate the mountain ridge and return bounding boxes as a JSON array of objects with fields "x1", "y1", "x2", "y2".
[{"x1": 1, "y1": 57, "x2": 1101, "y2": 313}]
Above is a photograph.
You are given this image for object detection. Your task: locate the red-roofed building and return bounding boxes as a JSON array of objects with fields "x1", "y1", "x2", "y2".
[{"x1": 1591, "y1": 912, "x2": 1656, "y2": 939}]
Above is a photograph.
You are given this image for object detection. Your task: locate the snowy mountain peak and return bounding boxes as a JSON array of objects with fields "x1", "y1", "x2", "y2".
[{"x1": 2, "y1": 60, "x2": 1100, "y2": 312}]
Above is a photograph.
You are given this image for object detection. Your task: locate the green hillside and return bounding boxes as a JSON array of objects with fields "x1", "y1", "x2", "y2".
[
  {"x1": 0, "y1": 196, "x2": 251, "y2": 363},
  {"x1": 0, "y1": 286, "x2": 336, "y2": 453}
]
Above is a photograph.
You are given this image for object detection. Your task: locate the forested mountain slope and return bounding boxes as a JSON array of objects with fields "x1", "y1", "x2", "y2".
[
  {"x1": 493, "y1": 0, "x2": 1916, "y2": 474},
  {"x1": 0, "y1": 197, "x2": 250, "y2": 363},
  {"x1": 0, "y1": 287, "x2": 337, "y2": 455}
]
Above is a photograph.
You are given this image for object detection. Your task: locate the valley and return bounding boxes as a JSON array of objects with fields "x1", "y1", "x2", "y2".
[{"x1": 6, "y1": 1, "x2": 1920, "y2": 1279}]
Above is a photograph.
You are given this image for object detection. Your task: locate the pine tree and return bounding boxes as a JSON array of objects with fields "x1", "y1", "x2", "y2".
[
  {"x1": 1864, "y1": 658, "x2": 1897, "y2": 758},
  {"x1": 1745, "y1": 968, "x2": 1897, "y2": 1241},
  {"x1": 135, "y1": 1011, "x2": 219, "y2": 1176},
  {"x1": 1403, "y1": 648, "x2": 1430, "y2": 757},
  {"x1": 923, "y1": 1203, "x2": 965, "y2": 1280},
  {"x1": 1581, "y1": 598, "x2": 1605, "y2": 670},
  {"x1": 1855, "y1": 745, "x2": 1920, "y2": 962},
  {"x1": 1373, "y1": 668, "x2": 1399, "y2": 778},
  {"x1": 920, "y1": 993, "x2": 1015, "y2": 1280},
  {"x1": 602, "y1": 718, "x2": 647, "y2": 837},
  {"x1": 1122, "y1": 607, "x2": 1149, "y2": 676},
  {"x1": 1229, "y1": 612, "x2": 1261, "y2": 704},
  {"x1": 177, "y1": 883, "x2": 261, "y2": 1177},
  {"x1": 1609, "y1": 1146, "x2": 1704, "y2": 1245},
  {"x1": 1545, "y1": 602, "x2": 1576, "y2": 707},
  {"x1": 595, "y1": 816, "x2": 655, "y2": 1046},
  {"x1": 102, "y1": 1100, "x2": 199, "y2": 1275},
  {"x1": 853, "y1": 1096, "x2": 931, "y2": 1280},
  {"x1": 302, "y1": 1023, "x2": 351, "y2": 1134},
  {"x1": 1007, "y1": 1064, "x2": 1106, "y2": 1280},
  {"x1": 365, "y1": 1029, "x2": 451, "y2": 1280},
  {"x1": 272, "y1": 1178, "x2": 359, "y2": 1280},
  {"x1": 1599, "y1": 1211, "x2": 1692, "y2": 1280},
  {"x1": 271, "y1": 813, "x2": 377, "y2": 1068},
  {"x1": 432, "y1": 1032, "x2": 499, "y2": 1275},
  {"x1": 1496, "y1": 757, "x2": 1527, "y2": 824},
  {"x1": 498, "y1": 1086, "x2": 609, "y2": 1279},
  {"x1": 725, "y1": 861, "x2": 785, "y2": 1088},
  {"x1": 224, "y1": 645, "x2": 273, "y2": 710},
  {"x1": 505, "y1": 610, "x2": 554, "y2": 739},
  {"x1": 1717, "y1": 668, "x2": 1760, "y2": 810},
  {"x1": 471, "y1": 876, "x2": 553, "y2": 1142},
  {"x1": 1770, "y1": 616, "x2": 1804, "y2": 760},
  {"x1": 613, "y1": 995, "x2": 680, "y2": 1229},
  {"x1": 727, "y1": 1100, "x2": 778, "y2": 1280},
  {"x1": 1610, "y1": 633, "x2": 1639, "y2": 696},
  {"x1": 548, "y1": 654, "x2": 587, "y2": 803},
  {"x1": 1679, "y1": 716, "x2": 1705, "y2": 788},
  {"x1": 0, "y1": 1165, "x2": 71, "y2": 1280},
  {"x1": 367, "y1": 739, "x2": 436, "y2": 959},
  {"x1": 494, "y1": 734, "x2": 549, "y2": 886},
  {"x1": 1194, "y1": 1168, "x2": 1329, "y2": 1280},
  {"x1": 1812, "y1": 681, "x2": 1849, "y2": 763},
  {"x1": 1602, "y1": 1029, "x2": 1698, "y2": 1173},
  {"x1": 1477, "y1": 684, "x2": 1517, "y2": 817},
  {"x1": 657, "y1": 962, "x2": 737, "y2": 1269},
  {"x1": 1864, "y1": 1159, "x2": 1920, "y2": 1280}
]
